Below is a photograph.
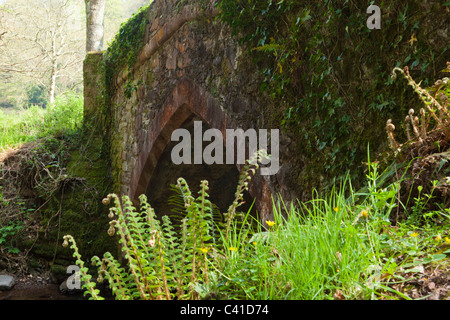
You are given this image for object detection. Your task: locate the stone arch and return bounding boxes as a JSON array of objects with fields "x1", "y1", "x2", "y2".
[{"x1": 129, "y1": 78, "x2": 273, "y2": 222}]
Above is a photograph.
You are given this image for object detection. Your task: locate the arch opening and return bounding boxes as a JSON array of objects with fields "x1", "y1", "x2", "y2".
[
  {"x1": 145, "y1": 115, "x2": 256, "y2": 221},
  {"x1": 129, "y1": 79, "x2": 272, "y2": 224}
]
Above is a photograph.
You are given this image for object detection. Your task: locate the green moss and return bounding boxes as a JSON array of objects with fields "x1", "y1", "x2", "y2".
[
  {"x1": 145, "y1": 71, "x2": 155, "y2": 87},
  {"x1": 83, "y1": 52, "x2": 104, "y2": 123},
  {"x1": 27, "y1": 130, "x2": 117, "y2": 264},
  {"x1": 105, "y1": 5, "x2": 149, "y2": 72}
]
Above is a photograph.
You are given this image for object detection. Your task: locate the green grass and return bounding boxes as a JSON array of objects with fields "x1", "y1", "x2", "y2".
[
  {"x1": 216, "y1": 184, "x2": 382, "y2": 299},
  {"x1": 0, "y1": 92, "x2": 83, "y2": 150},
  {"x1": 212, "y1": 163, "x2": 450, "y2": 300}
]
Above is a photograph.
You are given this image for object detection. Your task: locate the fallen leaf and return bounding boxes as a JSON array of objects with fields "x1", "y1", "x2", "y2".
[{"x1": 404, "y1": 265, "x2": 424, "y2": 274}]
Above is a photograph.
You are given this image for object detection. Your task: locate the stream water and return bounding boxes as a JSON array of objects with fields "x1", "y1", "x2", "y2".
[{"x1": 0, "y1": 284, "x2": 85, "y2": 300}]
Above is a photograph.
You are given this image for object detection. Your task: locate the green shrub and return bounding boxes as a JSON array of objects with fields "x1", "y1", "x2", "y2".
[
  {"x1": 26, "y1": 85, "x2": 48, "y2": 108},
  {"x1": 0, "y1": 220, "x2": 23, "y2": 254}
]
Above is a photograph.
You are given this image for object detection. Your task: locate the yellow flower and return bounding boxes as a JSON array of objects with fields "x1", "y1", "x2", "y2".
[
  {"x1": 277, "y1": 62, "x2": 283, "y2": 74},
  {"x1": 199, "y1": 247, "x2": 209, "y2": 254},
  {"x1": 252, "y1": 241, "x2": 257, "y2": 246},
  {"x1": 334, "y1": 207, "x2": 339, "y2": 212},
  {"x1": 361, "y1": 210, "x2": 369, "y2": 219},
  {"x1": 410, "y1": 232, "x2": 419, "y2": 238},
  {"x1": 228, "y1": 247, "x2": 237, "y2": 252},
  {"x1": 435, "y1": 234, "x2": 441, "y2": 241},
  {"x1": 445, "y1": 237, "x2": 450, "y2": 244},
  {"x1": 266, "y1": 220, "x2": 276, "y2": 227},
  {"x1": 409, "y1": 34, "x2": 417, "y2": 46}
]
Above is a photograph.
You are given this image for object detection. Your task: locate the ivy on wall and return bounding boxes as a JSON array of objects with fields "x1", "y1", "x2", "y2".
[
  {"x1": 103, "y1": 4, "x2": 150, "y2": 102},
  {"x1": 93, "y1": 4, "x2": 150, "y2": 192},
  {"x1": 97, "y1": 0, "x2": 448, "y2": 194},
  {"x1": 217, "y1": 0, "x2": 449, "y2": 188}
]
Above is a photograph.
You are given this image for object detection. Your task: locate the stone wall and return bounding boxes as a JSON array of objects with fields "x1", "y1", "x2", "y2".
[
  {"x1": 83, "y1": 51, "x2": 104, "y2": 124},
  {"x1": 85, "y1": 0, "x2": 448, "y2": 225},
  {"x1": 102, "y1": 0, "x2": 298, "y2": 223}
]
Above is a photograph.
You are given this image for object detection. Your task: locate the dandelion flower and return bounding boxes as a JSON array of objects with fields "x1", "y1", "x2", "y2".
[
  {"x1": 228, "y1": 247, "x2": 237, "y2": 251},
  {"x1": 199, "y1": 247, "x2": 209, "y2": 254},
  {"x1": 445, "y1": 237, "x2": 450, "y2": 244},
  {"x1": 410, "y1": 232, "x2": 419, "y2": 238},
  {"x1": 252, "y1": 241, "x2": 257, "y2": 246},
  {"x1": 435, "y1": 235, "x2": 441, "y2": 241},
  {"x1": 361, "y1": 210, "x2": 369, "y2": 218},
  {"x1": 334, "y1": 207, "x2": 339, "y2": 212},
  {"x1": 266, "y1": 220, "x2": 276, "y2": 227}
]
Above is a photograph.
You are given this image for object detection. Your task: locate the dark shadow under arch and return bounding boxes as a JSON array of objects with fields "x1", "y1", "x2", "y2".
[{"x1": 146, "y1": 115, "x2": 255, "y2": 220}]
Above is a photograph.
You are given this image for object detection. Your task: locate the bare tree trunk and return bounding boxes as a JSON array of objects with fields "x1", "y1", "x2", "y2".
[
  {"x1": 85, "y1": 0, "x2": 105, "y2": 52},
  {"x1": 48, "y1": 31, "x2": 58, "y2": 104},
  {"x1": 49, "y1": 58, "x2": 58, "y2": 104}
]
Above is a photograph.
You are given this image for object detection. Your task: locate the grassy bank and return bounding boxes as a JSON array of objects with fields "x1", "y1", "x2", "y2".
[
  {"x1": 0, "y1": 93, "x2": 83, "y2": 151},
  {"x1": 212, "y1": 161, "x2": 450, "y2": 300}
]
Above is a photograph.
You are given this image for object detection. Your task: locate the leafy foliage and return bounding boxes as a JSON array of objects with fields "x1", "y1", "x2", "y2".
[
  {"x1": 61, "y1": 148, "x2": 450, "y2": 300},
  {"x1": 103, "y1": 4, "x2": 150, "y2": 100},
  {"x1": 26, "y1": 85, "x2": 48, "y2": 108},
  {"x1": 105, "y1": 3, "x2": 149, "y2": 72},
  {"x1": 0, "y1": 220, "x2": 23, "y2": 254},
  {"x1": 62, "y1": 150, "x2": 268, "y2": 300},
  {"x1": 216, "y1": 0, "x2": 449, "y2": 189}
]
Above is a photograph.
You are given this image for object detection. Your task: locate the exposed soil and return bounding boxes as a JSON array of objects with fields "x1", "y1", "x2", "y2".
[{"x1": 387, "y1": 261, "x2": 450, "y2": 300}]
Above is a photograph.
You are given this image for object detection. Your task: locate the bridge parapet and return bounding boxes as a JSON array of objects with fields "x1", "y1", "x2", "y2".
[{"x1": 84, "y1": 0, "x2": 297, "y2": 224}]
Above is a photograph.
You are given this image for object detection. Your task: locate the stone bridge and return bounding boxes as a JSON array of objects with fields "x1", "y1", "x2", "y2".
[{"x1": 84, "y1": 0, "x2": 299, "y2": 223}]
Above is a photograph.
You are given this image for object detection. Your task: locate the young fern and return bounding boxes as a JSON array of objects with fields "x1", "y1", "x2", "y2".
[
  {"x1": 225, "y1": 150, "x2": 270, "y2": 239},
  {"x1": 387, "y1": 64, "x2": 450, "y2": 149},
  {"x1": 91, "y1": 253, "x2": 132, "y2": 300},
  {"x1": 168, "y1": 182, "x2": 223, "y2": 246},
  {"x1": 62, "y1": 151, "x2": 269, "y2": 300},
  {"x1": 160, "y1": 214, "x2": 185, "y2": 298},
  {"x1": 62, "y1": 235, "x2": 103, "y2": 300}
]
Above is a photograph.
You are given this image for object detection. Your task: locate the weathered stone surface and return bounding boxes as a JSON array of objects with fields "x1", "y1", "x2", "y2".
[
  {"x1": 91, "y1": 0, "x2": 299, "y2": 224},
  {"x1": 0, "y1": 274, "x2": 16, "y2": 291},
  {"x1": 83, "y1": 51, "x2": 104, "y2": 126}
]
